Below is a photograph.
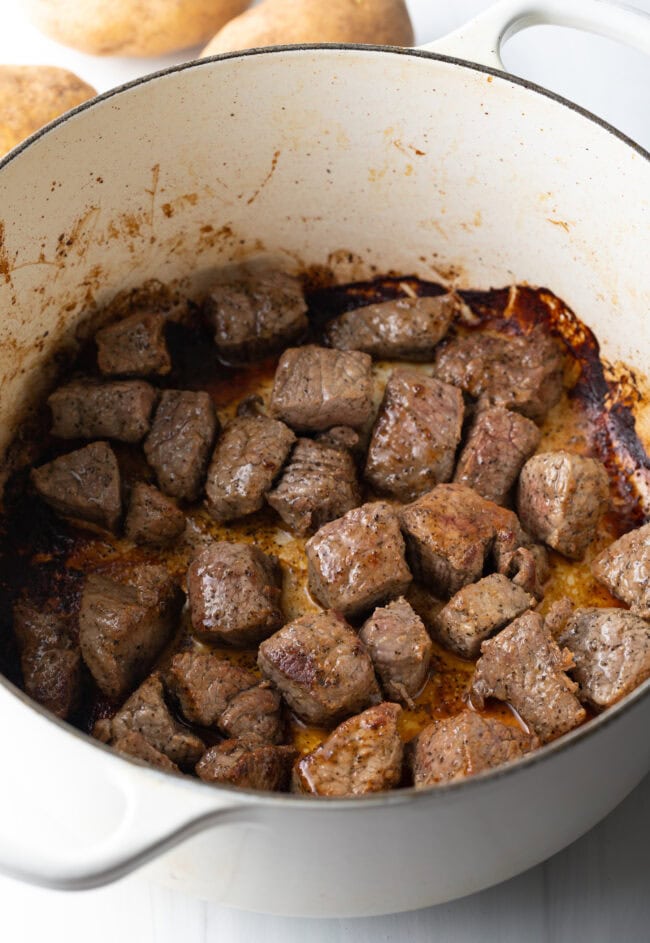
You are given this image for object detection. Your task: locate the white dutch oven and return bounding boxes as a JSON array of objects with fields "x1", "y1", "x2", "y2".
[{"x1": 0, "y1": 0, "x2": 649, "y2": 917}]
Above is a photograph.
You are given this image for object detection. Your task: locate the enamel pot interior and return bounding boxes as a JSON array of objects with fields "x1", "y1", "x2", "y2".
[{"x1": 0, "y1": 46, "x2": 649, "y2": 916}]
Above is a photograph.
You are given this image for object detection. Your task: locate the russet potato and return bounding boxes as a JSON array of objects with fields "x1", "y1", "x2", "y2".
[
  {"x1": 0, "y1": 65, "x2": 96, "y2": 156},
  {"x1": 202, "y1": 0, "x2": 414, "y2": 56},
  {"x1": 24, "y1": 0, "x2": 251, "y2": 57}
]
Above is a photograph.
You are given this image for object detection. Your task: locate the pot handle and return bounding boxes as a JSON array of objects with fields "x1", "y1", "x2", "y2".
[
  {"x1": 0, "y1": 681, "x2": 248, "y2": 890},
  {"x1": 420, "y1": 0, "x2": 650, "y2": 69}
]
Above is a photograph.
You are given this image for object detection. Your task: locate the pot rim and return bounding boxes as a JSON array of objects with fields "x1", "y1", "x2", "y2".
[{"x1": 0, "y1": 42, "x2": 648, "y2": 809}]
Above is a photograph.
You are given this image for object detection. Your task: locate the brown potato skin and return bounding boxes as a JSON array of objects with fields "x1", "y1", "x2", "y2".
[
  {"x1": 24, "y1": 0, "x2": 251, "y2": 57},
  {"x1": 0, "y1": 66, "x2": 96, "y2": 156},
  {"x1": 202, "y1": 0, "x2": 414, "y2": 56}
]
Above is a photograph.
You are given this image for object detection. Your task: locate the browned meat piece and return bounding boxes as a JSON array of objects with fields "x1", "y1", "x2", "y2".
[
  {"x1": 196, "y1": 740, "x2": 296, "y2": 791},
  {"x1": 187, "y1": 542, "x2": 283, "y2": 646},
  {"x1": 96, "y1": 311, "x2": 171, "y2": 377},
  {"x1": 13, "y1": 601, "x2": 82, "y2": 718},
  {"x1": 31, "y1": 441, "x2": 121, "y2": 532},
  {"x1": 364, "y1": 370, "x2": 464, "y2": 502},
  {"x1": 205, "y1": 269, "x2": 308, "y2": 362},
  {"x1": 500, "y1": 544, "x2": 548, "y2": 601},
  {"x1": 124, "y1": 482, "x2": 186, "y2": 547},
  {"x1": 544, "y1": 597, "x2": 575, "y2": 637},
  {"x1": 219, "y1": 684, "x2": 284, "y2": 744},
  {"x1": 23, "y1": 650, "x2": 82, "y2": 720},
  {"x1": 144, "y1": 390, "x2": 219, "y2": 501},
  {"x1": 413, "y1": 711, "x2": 537, "y2": 787},
  {"x1": 306, "y1": 502, "x2": 412, "y2": 617},
  {"x1": 324, "y1": 294, "x2": 456, "y2": 360},
  {"x1": 110, "y1": 674, "x2": 204, "y2": 767},
  {"x1": 167, "y1": 651, "x2": 257, "y2": 727},
  {"x1": 591, "y1": 522, "x2": 650, "y2": 618},
  {"x1": 454, "y1": 406, "x2": 541, "y2": 505},
  {"x1": 316, "y1": 426, "x2": 360, "y2": 451},
  {"x1": 266, "y1": 437, "x2": 361, "y2": 535},
  {"x1": 358, "y1": 598, "x2": 432, "y2": 704},
  {"x1": 270, "y1": 345, "x2": 373, "y2": 431},
  {"x1": 471, "y1": 610, "x2": 586, "y2": 742},
  {"x1": 433, "y1": 574, "x2": 536, "y2": 659},
  {"x1": 434, "y1": 326, "x2": 565, "y2": 420},
  {"x1": 113, "y1": 731, "x2": 180, "y2": 773},
  {"x1": 517, "y1": 451, "x2": 609, "y2": 559},
  {"x1": 558, "y1": 608, "x2": 650, "y2": 709},
  {"x1": 48, "y1": 379, "x2": 158, "y2": 443},
  {"x1": 205, "y1": 414, "x2": 295, "y2": 522},
  {"x1": 293, "y1": 703, "x2": 403, "y2": 797},
  {"x1": 258, "y1": 610, "x2": 380, "y2": 725},
  {"x1": 398, "y1": 484, "x2": 527, "y2": 598},
  {"x1": 79, "y1": 565, "x2": 182, "y2": 701},
  {"x1": 404, "y1": 584, "x2": 446, "y2": 633}
]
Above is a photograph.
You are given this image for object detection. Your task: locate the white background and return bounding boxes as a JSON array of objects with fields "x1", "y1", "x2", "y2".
[{"x1": 1, "y1": 1, "x2": 649, "y2": 940}]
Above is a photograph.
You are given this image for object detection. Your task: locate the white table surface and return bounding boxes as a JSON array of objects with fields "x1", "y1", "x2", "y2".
[{"x1": 1, "y1": 1, "x2": 649, "y2": 939}]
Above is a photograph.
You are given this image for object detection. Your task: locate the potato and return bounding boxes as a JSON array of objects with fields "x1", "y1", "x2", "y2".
[
  {"x1": 202, "y1": 0, "x2": 414, "y2": 55},
  {"x1": 0, "y1": 65, "x2": 96, "y2": 156},
  {"x1": 24, "y1": 0, "x2": 251, "y2": 57}
]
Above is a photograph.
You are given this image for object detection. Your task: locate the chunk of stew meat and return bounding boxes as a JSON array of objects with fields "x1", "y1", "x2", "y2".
[
  {"x1": 324, "y1": 293, "x2": 456, "y2": 359},
  {"x1": 293, "y1": 703, "x2": 403, "y2": 797},
  {"x1": 471, "y1": 610, "x2": 586, "y2": 742},
  {"x1": 258, "y1": 610, "x2": 380, "y2": 726},
  {"x1": 364, "y1": 370, "x2": 464, "y2": 502}
]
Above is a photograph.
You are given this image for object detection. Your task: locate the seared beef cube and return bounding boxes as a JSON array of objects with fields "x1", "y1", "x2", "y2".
[
  {"x1": 266, "y1": 437, "x2": 360, "y2": 535},
  {"x1": 196, "y1": 740, "x2": 296, "y2": 791},
  {"x1": 110, "y1": 674, "x2": 204, "y2": 767},
  {"x1": 306, "y1": 502, "x2": 412, "y2": 616},
  {"x1": 434, "y1": 326, "x2": 564, "y2": 420},
  {"x1": 219, "y1": 684, "x2": 284, "y2": 744},
  {"x1": 316, "y1": 425, "x2": 360, "y2": 451},
  {"x1": 500, "y1": 544, "x2": 548, "y2": 601},
  {"x1": 13, "y1": 601, "x2": 82, "y2": 718},
  {"x1": 471, "y1": 611, "x2": 586, "y2": 742},
  {"x1": 144, "y1": 390, "x2": 219, "y2": 501},
  {"x1": 405, "y1": 584, "x2": 446, "y2": 633},
  {"x1": 270, "y1": 345, "x2": 373, "y2": 431},
  {"x1": 205, "y1": 414, "x2": 295, "y2": 522},
  {"x1": 206, "y1": 269, "x2": 308, "y2": 362},
  {"x1": 124, "y1": 483, "x2": 185, "y2": 547},
  {"x1": 558, "y1": 608, "x2": 650, "y2": 709},
  {"x1": 48, "y1": 379, "x2": 157, "y2": 443},
  {"x1": 79, "y1": 565, "x2": 182, "y2": 701},
  {"x1": 258, "y1": 610, "x2": 380, "y2": 726},
  {"x1": 31, "y1": 441, "x2": 121, "y2": 532},
  {"x1": 517, "y1": 451, "x2": 609, "y2": 559},
  {"x1": 12, "y1": 602, "x2": 70, "y2": 653},
  {"x1": 23, "y1": 650, "x2": 82, "y2": 720},
  {"x1": 359, "y1": 598, "x2": 432, "y2": 704},
  {"x1": 433, "y1": 574, "x2": 536, "y2": 659},
  {"x1": 544, "y1": 597, "x2": 575, "y2": 638},
  {"x1": 293, "y1": 703, "x2": 403, "y2": 797},
  {"x1": 364, "y1": 370, "x2": 464, "y2": 502},
  {"x1": 187, "y1": 542, "x2": 283, "y2": 646},
  {"x1": 413, "y1": 711, "x2": 537, "y2": 787},
  {"x1": 591, "y1": 522, "x2": 650, "y2": 618},
  {"x1": 113, "y1": 731, "x2": 180, "y2": 773},
  {"x1": 324, "y1": 294, "x2": 456, "y2": 360},
  {"x1": 454, "y1": 406, "x2": 541, "y2": 505},
  {"x1": 96, "y1": 311, "x2": 171, "y2": 377},
  {"x1": 167, "y1": 651, "x2": 257, "y2": 727},
  {"x1": 398, "y1": 484, "x2": 514, "y2": 598}
]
